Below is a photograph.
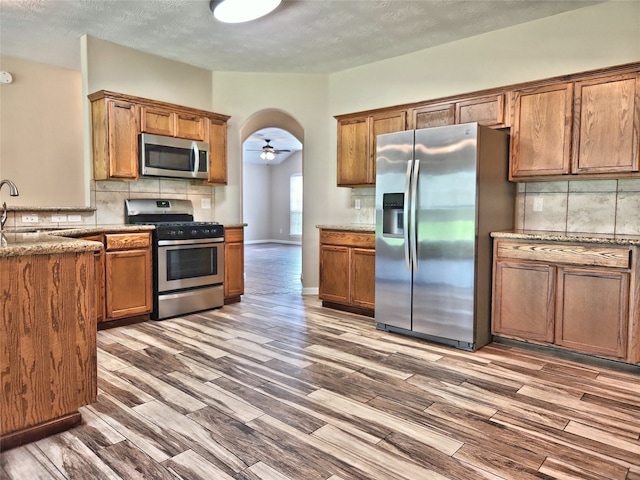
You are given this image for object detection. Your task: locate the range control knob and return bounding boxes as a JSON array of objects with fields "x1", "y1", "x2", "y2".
[{"x1": 191, "y1": 229, "x2": 198, "y2": 236}]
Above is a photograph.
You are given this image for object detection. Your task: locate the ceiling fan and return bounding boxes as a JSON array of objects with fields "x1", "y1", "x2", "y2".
[{"x1": 248, "y1": 139, "x2": 291, "y2": 160}]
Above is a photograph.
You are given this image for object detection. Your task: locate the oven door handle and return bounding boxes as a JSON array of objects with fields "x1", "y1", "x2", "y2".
[{"x1": 158, "y1": 237, "x2": 224, "y2": 247}]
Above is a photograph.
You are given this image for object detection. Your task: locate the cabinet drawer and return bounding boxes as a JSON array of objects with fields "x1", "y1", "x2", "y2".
[
  {"x1": 105, "y1": 232, "x2": 151, "y2": 251},
  {"x1": 224, "y1": 227, "x2": 244, "y2": 244},
  {"x1": 320, "y1": 230, "x2": 374, "y2": 248},
  {"x1": 496, "y1": 241, "x2": 631, "y2": 269}
]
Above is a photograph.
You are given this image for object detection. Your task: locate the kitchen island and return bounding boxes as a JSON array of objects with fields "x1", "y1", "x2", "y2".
[
  {"x1": 0, "y1": 232, "x2": 103, "y2": 450},
  {"x1": 491, "y1": 230, "x2": 640, "y2": 365}
]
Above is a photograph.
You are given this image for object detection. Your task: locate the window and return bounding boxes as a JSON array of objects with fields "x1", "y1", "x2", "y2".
[{"x1": 290, "y1": 174, "x2": 303, "y2": 236}]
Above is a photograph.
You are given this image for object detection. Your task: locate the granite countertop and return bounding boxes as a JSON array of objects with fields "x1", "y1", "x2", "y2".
[
  {"x1": 0, "y1": 232, "x2": 103, "y2": 258},
  {"x1": 317, "y1": 224, "x2": 375, "y2": 233},
  {"x1": 491, "y1": 230, "x2": 640, "y2": 246},
  {"x1": 1, "y1": 222, "x2": 245, "y2": 257},
  {"x1": 0, "y1": 225, "x2": 154, "y2": 257}
]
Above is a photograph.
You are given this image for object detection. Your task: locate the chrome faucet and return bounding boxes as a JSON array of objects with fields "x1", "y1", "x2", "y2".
[{"x1": 0, "y1": 179, "x2": 20, "y2": 232}]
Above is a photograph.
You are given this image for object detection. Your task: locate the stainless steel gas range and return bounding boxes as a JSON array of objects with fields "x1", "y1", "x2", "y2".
[{"x1": 125, "y1": 198, "x2": 224, "y2": 320}]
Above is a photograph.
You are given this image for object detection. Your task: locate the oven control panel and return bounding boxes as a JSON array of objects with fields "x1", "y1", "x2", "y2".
[{"x1": 155, "y1": 223, "x2": 224, "y2": 241}]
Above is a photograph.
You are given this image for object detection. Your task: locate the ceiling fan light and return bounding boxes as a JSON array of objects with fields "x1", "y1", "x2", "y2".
[{"x1": 211, "y1": 0, "x2": 281, "y2": 24}]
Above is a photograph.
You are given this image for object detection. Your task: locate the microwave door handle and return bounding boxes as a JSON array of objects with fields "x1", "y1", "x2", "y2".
[{"x1": 191, "y1": 141, "x2": 200, "y2": 177}]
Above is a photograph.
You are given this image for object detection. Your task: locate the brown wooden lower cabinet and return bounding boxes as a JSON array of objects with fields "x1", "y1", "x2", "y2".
[
  {"x1": 492, "y1": 260, "x2": 555, "y2": 343},
  {"x1": 319, "y1": 228, "x2": 375, "y2": 315},
  {"x1": 80, "y1": 231, "x2": 152, "y2": 327},
  {"x1": 555, "y1": 267, "x2": 629, "y2": 359},
  {"x1": 224, "y1": 226, "x2": 245, "y2": 304},
  {"x1": 0, "y1": 251, "x2": 97, "y2": 450},
  {"x1": 492, "y1": 238, "x2": 638, "y2": 363}
]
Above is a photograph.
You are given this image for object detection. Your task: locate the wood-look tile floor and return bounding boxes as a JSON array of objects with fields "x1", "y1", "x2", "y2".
[
  {"x1": 2, "y1": 294, "x2": 640, "y2": 480},
  {"x1": 244, "y1": 243, "x2": 302, "y2": 296}
]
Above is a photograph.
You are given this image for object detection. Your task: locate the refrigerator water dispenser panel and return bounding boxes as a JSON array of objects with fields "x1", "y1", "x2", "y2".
[{"x1": 382, "y1": 193, "x2": 404, "y2": 237}]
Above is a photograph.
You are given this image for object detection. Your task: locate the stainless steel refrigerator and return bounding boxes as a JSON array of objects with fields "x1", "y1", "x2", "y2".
[{"x1": 375, "y1": 123, "x2": 515, "y2": 351}]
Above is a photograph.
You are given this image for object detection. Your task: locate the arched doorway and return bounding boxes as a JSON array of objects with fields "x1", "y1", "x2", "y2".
[{"x1": 239, "y1": 110, "x2": 304, "y2": 296}]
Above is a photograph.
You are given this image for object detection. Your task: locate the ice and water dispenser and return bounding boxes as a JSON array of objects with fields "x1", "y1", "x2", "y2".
[{"x1": 382, "y1": 193, "x2": 404, "y2": 237}]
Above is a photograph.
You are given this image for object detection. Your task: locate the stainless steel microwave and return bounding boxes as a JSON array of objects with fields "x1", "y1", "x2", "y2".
[{"x1": 140, "y1": 133, "x2": 209, "y2": 180}]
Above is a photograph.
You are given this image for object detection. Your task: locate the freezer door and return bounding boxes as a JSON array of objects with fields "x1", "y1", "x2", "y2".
[
  {"x1": 375, "y1": 130, "x2": 414, "y2": 330},
  {"x1": 412, "y1": 124, "x2": 478, "y2": 343}
]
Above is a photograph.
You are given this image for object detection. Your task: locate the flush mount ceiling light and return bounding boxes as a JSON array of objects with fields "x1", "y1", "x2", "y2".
[{"x1": 210, "y1": 0, "x2": 282, "y2": 23}]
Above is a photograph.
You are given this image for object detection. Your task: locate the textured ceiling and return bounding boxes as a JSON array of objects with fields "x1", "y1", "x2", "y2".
[
  {"x1": 0, "y1": 0, "x2": 604, "y2": 75},
  {"x1": 0, "y1": 0, "x2": 605, "y2": 164}
]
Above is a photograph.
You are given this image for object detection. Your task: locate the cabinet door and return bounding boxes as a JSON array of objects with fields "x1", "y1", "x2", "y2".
[
  {"x1": 370, "y1": 110, "x2": 407, "y2": 182},
  {"x1": 105, "y1": 249, "x2": 152, "y2": 320},
  {"x1": 572, "y1": 73, "x2": 640, "y2": 174},
  {"x1": 555, "y1": 267, "x2": 629, "y2": 359},
  {"x1": 224, "y1": 242, "x2": 244, "y2": 300},
  {"x1": 456, "y1": 94, "x2": 506, "y2": 127},
  {"x1": 140, "y1": 106, "x2": 175, "y2": 136},
  {"x1": 351, "y1": 248, "x2": 375, "y2": 310},
  {"x1": 410, "y1": 103, "x2": 455, "y2": 129},
  {"x1": 208, "y1": 118, "x2": 228, "y2": 185},
  {"x1": 319, "y1": 245, "x2": 350, "y2": 304},
  {"x1": 510, "y1": 83, "x2": 573, "y2": 179},
  {"x1": 337, "y1": 116, "x2": 370, "y2": 186},
  {"x1": 492, "y1": 260, "x2": 555, "y2": 343},
  {"x1": 107, "y1": 100, "x2": 139, "y2": 179},
  {"x1": 175, "y1": 112, "x2": 206, "y2": 141}
]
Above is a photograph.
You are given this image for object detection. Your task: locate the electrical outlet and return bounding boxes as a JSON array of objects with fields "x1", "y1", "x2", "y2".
[
  {"x1": 52, "y1": 214, "x2": 67, "y2": 222},
  {"x1": 21, "y1": 214, "x2": 38, "y2": 223},
  {"x1": 355, "y1": 199, "x2": 361, "y2": 210},
  {"x1": 67, "y1": 214, "x2": 82, "y2": 222},
  {"x1": 533, "y1": 197, "x2": 544, "y2": 212},
  {"x1": 201, "y1": 198, "x2": 211, "y2": 209}
]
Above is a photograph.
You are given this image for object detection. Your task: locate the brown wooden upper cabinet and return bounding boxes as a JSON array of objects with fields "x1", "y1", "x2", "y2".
[
  {"x1": 336, "y1": 109, "x2": 406, "y2": 186},
  {"x1": 140, "y1": 106, "x2": 206, "y2": 141},
  {"x1": 408, "y1": 93, "x2": 507, "y2": 130},
  {"x1": 510, "y1": 83, "x2": 573, "y2": 179},
  {"x1": 409, "y1": 102, "x2": 455, "y2": 129},
  {"x1": 510, "y1": 72, "x2": 640, "y2": 180},
  {"x1": 572, "y1": 72, "x2": 640, "y2": 174},
  {"x1": 89, "y1": 90, "x2": 229, "y2": 184},
  {"x1": 91, "y1": 97, "x2": 140, "y2": 180}
]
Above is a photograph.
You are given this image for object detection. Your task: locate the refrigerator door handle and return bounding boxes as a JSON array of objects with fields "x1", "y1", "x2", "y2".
[
  {"x1": 404, "y1": 160, "x2": 412, "y2": 271},
  {"x1": 410, "y1": 159, "x2": 420, "y2": 272}
]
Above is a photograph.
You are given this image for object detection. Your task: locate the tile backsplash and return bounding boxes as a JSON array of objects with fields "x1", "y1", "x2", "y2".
[
  {"x1": 518, "y1": 179, "x2": 640, "y2": 234},
  {"x1": 353, "y1": 179, "x2": 640, "y2": 235},
  {"x1": 92, "y1": 178, "x2": 217, "y2": 225},
  {"x1": 4, "y1": 178, "x2": 217, "y2": 229}
]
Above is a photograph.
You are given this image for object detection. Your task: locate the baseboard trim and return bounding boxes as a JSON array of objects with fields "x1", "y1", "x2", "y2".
[
  {"x1": 245, "y1": 239, "x2": 302, "y2": 246},
  {"x1": 302, "y1": 287, "x2": 319, "y2": 295}
]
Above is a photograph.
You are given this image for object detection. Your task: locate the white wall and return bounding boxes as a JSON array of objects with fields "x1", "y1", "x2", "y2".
[
  {"x1": 211, "y1": 72, "x2": 335, "y2": 291},
  {"x1": 243, "y1": 162, "x2": 271, "y2": 241},
  {"x1": 270, "y1": 152, "x2": 302, "y2": 242},
  {"x1": 243, "y1": 152, "x2": 303, "y2": 243},
  {"x1": 0, "y1": 56, "x2": 84, "y2": 207},
  {"x1": 329, "y1": 1, "x2": 640, "y2": 115}
]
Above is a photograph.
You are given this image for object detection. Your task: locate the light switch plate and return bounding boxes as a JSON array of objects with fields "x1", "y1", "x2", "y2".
[
  {"x1": 201, "y1": 198, "x2": 211, "y2": 209},
  {"x1": 52, "y1": 214, "x2": 67, "y2": 222}
]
